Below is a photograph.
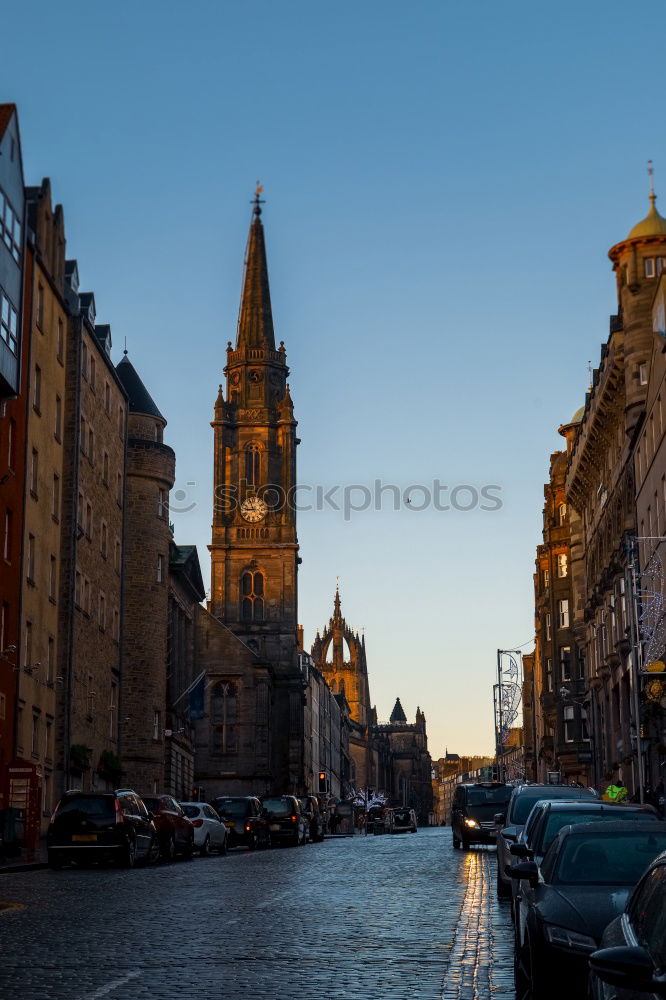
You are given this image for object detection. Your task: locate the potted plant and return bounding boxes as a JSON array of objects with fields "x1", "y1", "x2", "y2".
[
  {"x1": 97, "y1": 750, "x2": 122, "y2": 785},
  {"x1": 69, "y1": 744, "x2": 92, "y2": 774}
]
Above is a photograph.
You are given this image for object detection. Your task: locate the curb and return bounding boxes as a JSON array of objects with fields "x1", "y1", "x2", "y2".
[{"x1": 0, "y1": 861, "x2": 48, "y2": 875}]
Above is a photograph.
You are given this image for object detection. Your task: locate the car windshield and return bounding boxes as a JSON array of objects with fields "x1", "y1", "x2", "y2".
[
  {"x1": 394, "y1": 810, "x2": 411, "y2": 820},
  {"x1": 181, "y1": 805, "x2": 201, "y2": 819},
  {"x1": 55, "y1": 797, "x2": 115, "y2": 820},
  {"x1": 263, "y1": 798, "x2": 292, "y2": 816},
  {"x1": 142, "y1": 798, "x2": 161, "y2": 813},
  {"x1": 540, "y1": 808, "x2": 659, "y2": 854},
  {"x1": 214, "y1": 800, "x2": 247, "y2": 818},
  {"x1": 511, "y1": 789, "x2": 593, "y2": 825},
  {"x1": 555, "y1": 830, "x2": 666, "y2": 885},
  {"x1": 467, "y1": 787, "x2": 510, "y2": 805}
]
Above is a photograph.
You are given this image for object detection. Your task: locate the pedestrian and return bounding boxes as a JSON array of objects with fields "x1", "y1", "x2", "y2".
[
  {"x1": 603, "y1": 776, "x2": 628, "y2": 803},
  {"x1": 655, "y1": 778, "x2": 665, "y2": 817}
]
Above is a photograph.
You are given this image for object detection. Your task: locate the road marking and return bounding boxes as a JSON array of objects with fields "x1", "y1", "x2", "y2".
[{"x1": 86, "y1": 971, "x2": 140, "y2": 999}]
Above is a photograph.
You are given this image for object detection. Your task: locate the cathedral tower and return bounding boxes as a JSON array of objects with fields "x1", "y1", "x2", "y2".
[
  {"x1": 209, "y1": 193, "x2": 302, "y2": 792},
  {"x1": 311, "y1": 587, "x2": 371, "y2": 729}
]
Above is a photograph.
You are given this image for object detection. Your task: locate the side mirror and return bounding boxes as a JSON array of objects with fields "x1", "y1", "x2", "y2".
[
  {"x1": 494, "y1": 812, "x2": 506, "y2": 825},
  {"x1": 510, "y1": 843, "x2": 531, "y2": 858},
  {"x1": 589, "y1": 946, "x2": 666, "y2": 995},
  {"x1": 508, "y1": 860, "x2": 539, "y2": 886}
]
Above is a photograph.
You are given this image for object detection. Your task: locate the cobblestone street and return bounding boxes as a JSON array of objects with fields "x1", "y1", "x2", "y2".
[{"x1": 0, "y1": 828, "x2": 514, "y2": 1000}]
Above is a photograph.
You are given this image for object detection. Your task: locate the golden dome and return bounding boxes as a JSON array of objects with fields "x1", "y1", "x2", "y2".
[
  {"x1": 627, "y1": 194, "x2": 666, "y2": 239},
  {"x1": 570, "y1": 405, "x2": 585, "y2": 424}
]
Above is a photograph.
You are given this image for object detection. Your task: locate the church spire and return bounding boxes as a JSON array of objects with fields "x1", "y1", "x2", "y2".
[{"x1": 236, "y1": 185, "x2": 275, "y2": 350}]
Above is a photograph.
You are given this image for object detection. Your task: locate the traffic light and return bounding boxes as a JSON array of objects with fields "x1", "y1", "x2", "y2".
[
  {"x1": 318, "y1": 772, "x2": 329, "y2": 793},
  {"x1": 191, "y1": 786, "x2": 205, "y2": 801}
]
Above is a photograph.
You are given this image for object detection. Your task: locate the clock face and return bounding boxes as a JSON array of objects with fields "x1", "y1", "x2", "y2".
[{"x1": 240, "y1": 496, "x2": 268, "y2": 522}]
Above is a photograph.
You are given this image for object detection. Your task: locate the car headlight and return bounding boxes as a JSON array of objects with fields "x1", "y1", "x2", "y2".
[
  {"x1": 544, "y1": 924, "x2": 597, "y2": 953},
  {"x1": 464, "y1": 818, "x2": 479, "y2": 828}
]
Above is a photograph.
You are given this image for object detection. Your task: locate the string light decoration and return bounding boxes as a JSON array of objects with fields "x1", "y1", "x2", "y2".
[{"x1": 638, "y1": 548, "x2": 666, "y2": 666}]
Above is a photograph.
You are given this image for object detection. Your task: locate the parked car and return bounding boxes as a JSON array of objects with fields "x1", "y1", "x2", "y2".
[
  {"x1": 392, "y1": 807, "x2": 418, "y2": 833},
  {"x1": 512, "y1": 802, "x2": 661, "y2": 941},
  {"x1": 47, "y1": 789, "x2": 158, "y2": 869},
  {"x1": 495, "y1": 782, "x2": 597, "y2": 898},
  {"x1": 142, "y1": 795, "x2": 195, "y2": 861},
  {"x1": 589, "y1": 849, "x2": 666, "y2": 999},
  {"x1": 211, "y1": 796, "x2": 271, "y2": 850},
  {"x1": 179, "y1": 802, "x2": 229, "y2": 855},
  {"x1": 299, "y1": 795, "x2": 325, "y2": 842},
  {"x1": 261, "y1": 795, "x2": 307, "y2": 846},
  {"x1": 451, "y1": 782, "x2": 511, "y2": 849},
  {"x1": 511, "y1": 822, "x2": 666, "y2": 1000}
]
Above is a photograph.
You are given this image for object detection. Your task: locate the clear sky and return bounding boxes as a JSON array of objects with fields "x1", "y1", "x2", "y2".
[{"x1": 4, "y1": 0, "x2": 666, "y2": 759}]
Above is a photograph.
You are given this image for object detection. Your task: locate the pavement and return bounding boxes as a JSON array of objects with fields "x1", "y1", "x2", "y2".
[{"x1": 0, "y1": 826, "x2": 515, "y2": 1000}]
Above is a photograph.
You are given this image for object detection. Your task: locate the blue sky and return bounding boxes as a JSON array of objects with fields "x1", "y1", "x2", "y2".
[{"x1": 5, "y1": 0, "x2": 666, "y2": 757}]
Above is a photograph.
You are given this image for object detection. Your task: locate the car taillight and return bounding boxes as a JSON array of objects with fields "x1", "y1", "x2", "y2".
[
  {"x1": 49, "y1": 800, "x2": 61, "y2": 825},
  {"x1": 191, "y1": 819, "x2": 204, "y2": 828},
  {"x1": 245, "y1": 824, "x2": 251, "y2": 832},
  {"x1": 114, "y1": 799, "x2": 123, "y2": 825},
  {"x1": 291, "y1": 815, "x2": 297, "y2": 823}
]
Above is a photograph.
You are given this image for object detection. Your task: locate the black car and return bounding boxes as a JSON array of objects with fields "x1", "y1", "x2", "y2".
[
  {"x1": 211, "y1": 796, "x2": 271, "y2": 850},
  {"x1": 512, "y1": 801, "x2": 661, "y2": 940},
  {"x1": 451, "y1": 782, "x2": 511, "y2": 849},
  {"x1": 47, "y1": 790, "x2": 158, "y2": 869},
  {"x1": 496, "y1": 782, "x2": 597, "y2": 897},
  {"x1": 511, "y1": 822, "x2": 666, "y2": 1000},
  {"x1": 261, "y1": 795, "x2": 307, "y2": 846},
  {"x1": 299, "y1": 795, "x2": 325, "y2": 843},
  {"x1": 393, "y1": 807, "x2": 418, "y2": 833},
  {"x1": 589, "y1": 850, "x2": 666, "y2": 999}
]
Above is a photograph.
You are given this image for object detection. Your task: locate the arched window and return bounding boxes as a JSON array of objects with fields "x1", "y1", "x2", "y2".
[
  {"x1": 241, "y1": 570, "x2": 264, "y2": 621},
  {"x1": 211, "y1": 681, "x2": 237, "y2": 753},
  {"x1": 245, "y1": 443, "x2": 261, "y2": 486},
  {"x1": 558, "y1": 503, "x2": 567, "y2": 525}
]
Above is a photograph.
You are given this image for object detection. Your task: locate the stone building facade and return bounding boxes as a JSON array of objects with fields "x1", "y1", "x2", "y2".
[
  {"x1": 117, "y1": 355, "x2": 175, "y2": 796},
  {"x1": 14, "y1": 180, "x2": 68, "y2": 829},
  {"x1": 56, "y1": 279, "x2": 127, "y2": 796}
]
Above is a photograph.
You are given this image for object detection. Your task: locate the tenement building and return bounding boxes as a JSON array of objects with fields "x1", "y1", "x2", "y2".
[{"x1": 565, "y1": 189, "x2": 666, "y2": 795}]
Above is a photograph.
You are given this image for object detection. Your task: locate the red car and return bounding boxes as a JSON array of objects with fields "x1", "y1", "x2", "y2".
[{"x1": 142, "y1": 795, "x2": 194, "y2": 861}]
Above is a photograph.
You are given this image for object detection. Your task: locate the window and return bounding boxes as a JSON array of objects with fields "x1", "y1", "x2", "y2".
[
  {"x1": 645, "y1": 257, "x2": 656, "y2": 278},
  {"x1": 84, "y1": 578, "x2": 91, "y2": 616},
  {"x1": 118, "y1": 404, "x2": 124, "y2": 438},
  {"x1": 25, "y1": 620, "x2": 32, "y2": 669},
  {"x1": 563, "y1": 705, "x2": 575, "y2": 743},
  {"x1": 0, "y1": 190, "x2": 21, "y2": 262},
  {"x1": 85, "y1": 502, "x2": 92, "y2": 539},
  {"x1": 241, "y1": 570, "x2": 264, "y2": 621},
  {"x1": 110, "y1": 683, "x2": 117, "y2": 738},
  {"x1": 114, "y1": 538, "x2": 121, "y2": 573},
  {"x1": 7, "y1": 418, "x2": 15, "y2": 470},
  {"x1": 100, "y1": 521, "x2": 108, "y2": 559},
  {"x1": 639, "y1": 362, "x2": 648, "y2": 386},
  {"x1": 157, "y1": 554, "x2": 165, "y2": 583},
  {"x1": 30, "y1": 448, "x2": 38, "y2": 496},
  {"x1": 104, "y1": 382, "x2": 111, "y2": 413},
  {"x1": 98, "y1": 592, "x2": 106, "y2": 631},
  {"x1": 33, "y1": 365, "x2": 41, "y2": 412},
  {"x1": 546, "y1": 658, "x2": 553, "y2": 692},
  {"x1": 557, "y1": 553, "x2": 568, "y2": 578},
  {"x1": 77, "y1": 490, "x2": 84, "y2": 529},
  {"x1": 54, "y1": 394, "x2": 62, "y2": 441},
  {"x1": 558, "y1": 503, "x2": 567, "y2": 525},
  {"x1": 558, "y1": 599, "x2": 569, "y2": 629},
  {"x1": 157, "y1": 488, "x2": 167, "y2": 519},
  {"x1": 116, "y1": 472, "x2": 123, "y2": 506},
  {"x1": 103, "y1": 450, "x2": 109, "y2": 484},
  {"x1": 81, "y1": 341, "x2": 88, "y2": 380},
  {"x1": 88, "y1": 427, "x2": 94, "y2": 463},
  {"x1": 0, "y1": 601, "x2": 7, "y2": 654},
  {"x1": 52, "y1": 474, "x2": 60, "y2": 522},
  {"x1": 31, "y1": 713, "x2": 40, "y2": 757},
  {"x1": 75, "y1": 570, "x2": 82, "y2": 607},
  {"x1": 56, "y1": 318, "x2": 64, "y2": 363},
  {"x1": 89, "y1": 355, "x2": 96, "y2": 391},
  {"x1": 245, "y1": 444, "x2": 261, "y2": 486},
  {"x1": 27, "y1": 534, "x2": 35, "y2": 583},
  {"x1": 545, "y1": 612, "x2": 552, "y2": 640},
  {"x1": 46, "y1": 637, "x2": 54, "y2": 685},
  {"x1": 36, "y1": 284, "x2": 45, "y2": 328},
  {"x1": 49, "y1": 555, "x2": 56, "y2": 601},
  {"x1": 112, "y1": 608, "x2": 120, "y2": 642},
  {"x1": 543, "y1": 568, "x2": 550, "y2": 590},
  {"x1": 0, "y1": 289, "x2": 18, "y2": 355},
  {"x1": 560, "y1": 646, "x2": 572, "y2": 680},
  {"x1": 3, "y1": 509, "x2": 12, "y2": 561},
  {"x1": 153, "y1": 711, "x2": 160, "y2": 741},
  {"x1": 211, "y1": 681, "x2": 238, "y2": 753}
]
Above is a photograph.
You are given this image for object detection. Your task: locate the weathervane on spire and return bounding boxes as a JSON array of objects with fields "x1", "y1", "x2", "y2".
[{"x1": 252, "y1": 181, "x2": 265, "y2": 216}]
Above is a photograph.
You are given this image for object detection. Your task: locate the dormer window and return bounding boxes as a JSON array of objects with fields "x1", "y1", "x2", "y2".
[{"x1": 645, "y1": 258, "x2": 656, "y2": 278}]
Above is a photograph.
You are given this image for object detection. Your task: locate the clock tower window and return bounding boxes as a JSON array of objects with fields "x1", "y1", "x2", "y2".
[
  {"x1": 241, "y1": 570, "x2": 265, "y2": 622},
  {"x1": 245, "y1": 443, "x2": 261, "y2": 486}
]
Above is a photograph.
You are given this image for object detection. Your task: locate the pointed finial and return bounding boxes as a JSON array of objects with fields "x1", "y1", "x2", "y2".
[
  {"x1": 252, "y1": 181, "x2": 265, "y2": 217},
  {"x1": 587, "y1": 360, "x2": 593, "y2": 391},
  {"x1": 123, "y1": 337, "x2": 128, "y2": 356},
  {"x1": 649, "y1": 160, "x2": 655, "y2": 200}
]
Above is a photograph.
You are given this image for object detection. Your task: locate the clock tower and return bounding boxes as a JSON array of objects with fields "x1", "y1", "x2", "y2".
[{"x1": 209, "y1": 193, "x2": 302, "y2": 789}]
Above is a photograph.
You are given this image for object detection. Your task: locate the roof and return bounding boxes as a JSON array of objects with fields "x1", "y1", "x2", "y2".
[
  {"x1": 236, "y1": 202, "x2": 275, "y2": 349},
  {"x1": 389, "y1": 697, "x2": 407, "y2": 724},
  {"x1": 116, "y1": 355, "x2": 165, "y2": 420},
  {"x1": 0, "y1": 104, "x2": 16, "y2": 142},
  {"x1": 169, "y1": 543, "x2": 206, "y2": 602},
  {"x1": 627, "y1": 193, "x2": 666, "y2": 239},
  {"x1": 570, "y1": 404, "x2": 585, "y2": 424}
]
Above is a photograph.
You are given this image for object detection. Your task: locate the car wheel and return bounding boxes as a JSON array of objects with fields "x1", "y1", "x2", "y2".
[
  {"x1": 183, "y1": 836, "x2": 194, "y2": 860},
  {"x1": 162, "y1": 834, "x2": 176, "y2": 862},
  {"x1": 123, "y1": 838, "x2": 137, "y2": 868},
  {"x1": 148, "y1": 835, "x2": 160, "y2": 864},
  {"x1": 200, "y1": 835, "x2": 210, "y2": 857},
  {"x1": 265, "y1": 833, "x2": 272, "y2": 849},
  {"x1": 219, "y1": 834, "x2": 228, "y2": 856}
]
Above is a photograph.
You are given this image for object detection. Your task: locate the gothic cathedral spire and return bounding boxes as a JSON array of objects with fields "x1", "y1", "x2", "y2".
[{"x1": 236, "y1": 193, "x2": 276, "y2": 350}]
